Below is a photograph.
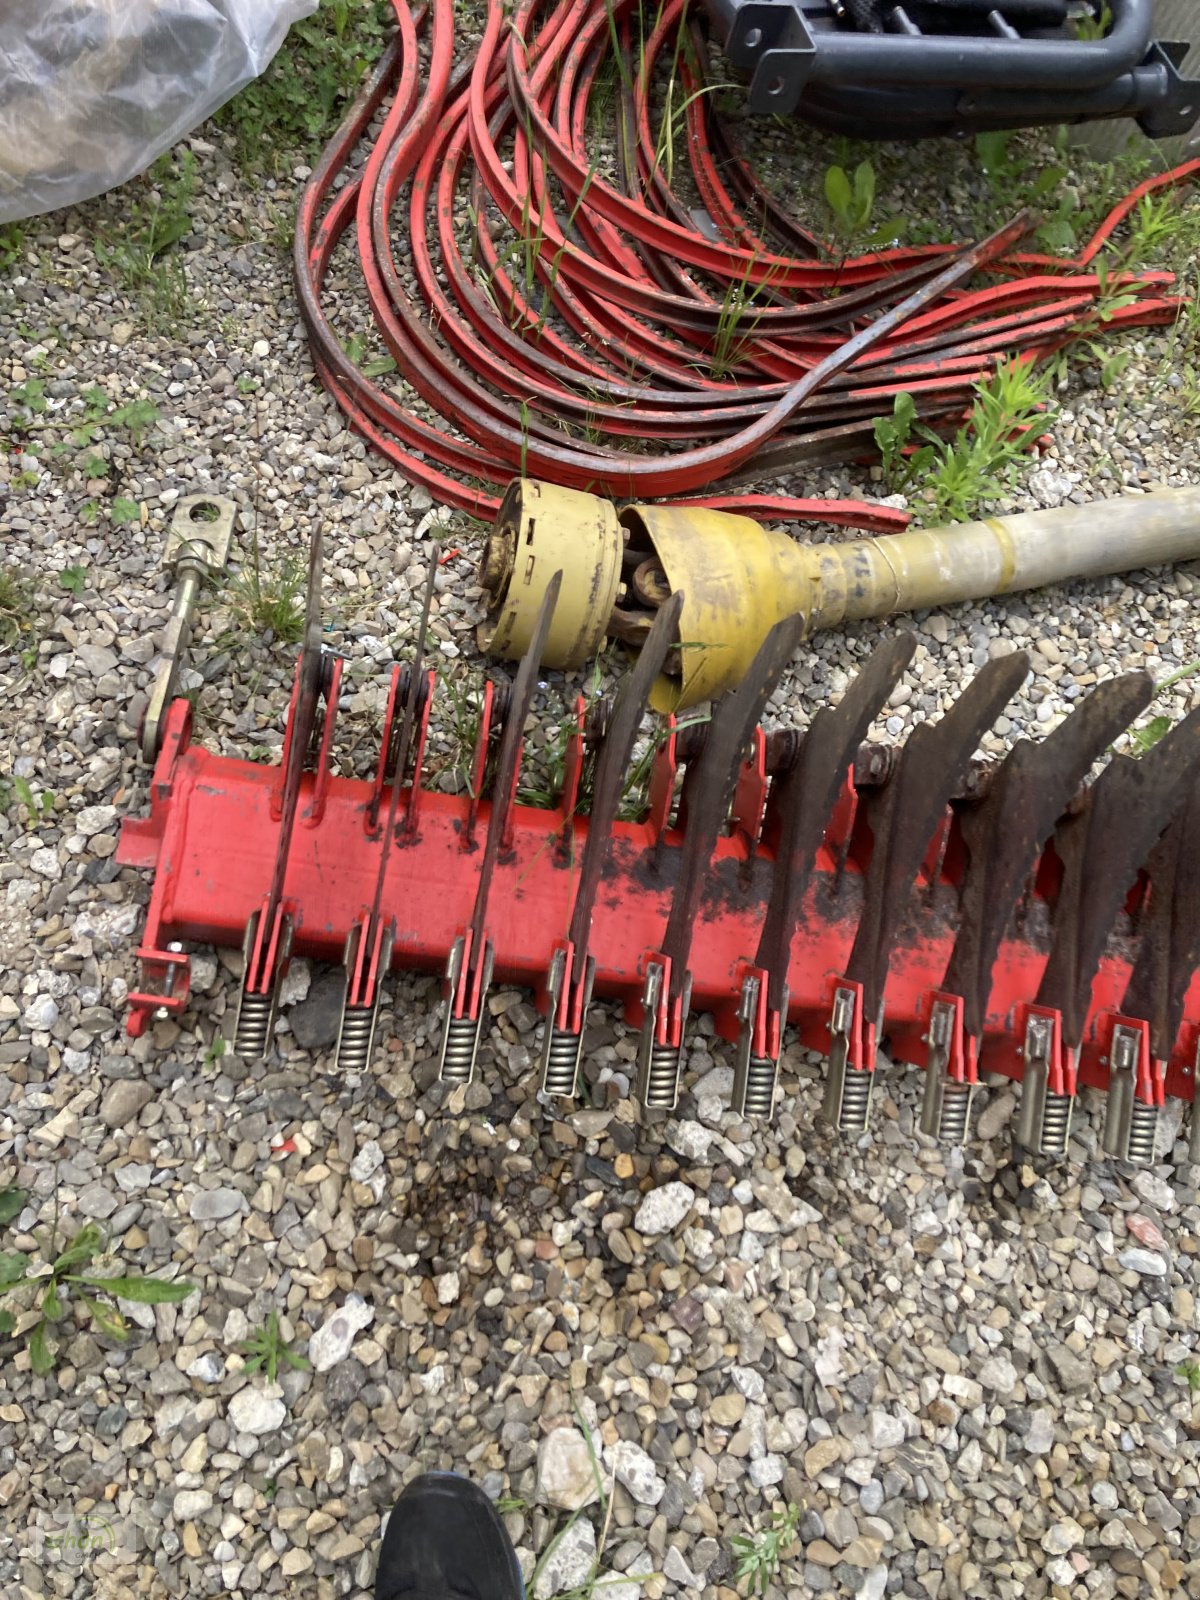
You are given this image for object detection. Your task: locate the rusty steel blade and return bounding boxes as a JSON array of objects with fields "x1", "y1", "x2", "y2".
[
  {"x1": 755, "y1": 633, "x2": 917, "y2": 1014},
  {"x1": 943, "y1": 671, "x2": 1154, "y2": 1039},
  {"x1": 847, "y1": 652, "x2": 1029, "y2": 1022},
  {"x1": 661, "y1": 613, "x2": 807, "y2": 1000},
  {"x1": 568, "y1": 591, "x2": 685, "y2": 954},
  {"x1": 1121, "y1": 782, "x2": 1200, "y2": 1061},
  {"x1": 468, "y1": 570, "x2": 563, "y2": 954},
  {"x1": 1038, "y1": 704, "x2": 1200, "y2": 1048},
  {"x1": 371, "y1": 543, "x2": 440, "y2": 906},
  {"x1": 265, "y1": 523, "x2": 326, "y2": 920}
]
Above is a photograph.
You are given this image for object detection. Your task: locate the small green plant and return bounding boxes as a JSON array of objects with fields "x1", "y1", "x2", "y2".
[
  {"x1": 731, "y1": 1502, "x2": 803, "y2": 1596},
  {"x1": 81, "y1": 500, "x2": 101, "y2": 526},
  {"x1": 0, "y1": 1202, "x2": 193, "y2": 1375},
  {"x1": 494, "y1": 1495, "x2": 527, "y2": 1515},
  {"x1": 1176, "y1": 1358, "x2": 1200, "y2": 1394},
  {"x1": 823, "y1": 159, "x2": 906, "y2": 251},
  {"x1": 58, "y1": 566, "x2": 86, "y2": 596},
  {"x1": 111, "y1": 497, "x2": 141, "y2": 527},
  {"x1": 205, "y1": 1035, "x2": 227, "y2": 1066},
  {"x1": 262, "y1": 1477, "x2": 279, "y2": 1503},
  {"x1": 95, "y1": 150, "x2": 197, "y2": 329},
  {"x1": 237, "y1": 1310, "x2": 311, "y2": 1383},
  {"x1": 0, "y1": 222, "x2": 25, "y2": 273},
  {"x1": 708, "y1": 258, "x2": 780, "y2": 383},
  {"x1": 1072, "y1": 1, "x2": 1112, "y2": 40},
  {"x1": 227, "y1": 542, "x2": 307, "y2": 645},
  {"x1": 9, "y1": 377, "x2": 47, "y2": 434},
  {"x1": 0, "y1": 565, "x2": 36, "y2": 657},
  {"x1": 1, "y1": 775, "x2": 55, "y2": 826},
  {"x1": 110, "y1": 398, "x2": 160, "y2": 448},
  {"x1": 216, "y1": 1, "x2": 395, "y2": 175},
  {"x1": 874, "y1": 359, "x2": 1053, "y2": 522},
  {"x1": 1124, "y1": 660, "x2": 1200, "y2": 754},
  {"x1": 873, "y1": 391, "x2": 918, "y2": 482}
]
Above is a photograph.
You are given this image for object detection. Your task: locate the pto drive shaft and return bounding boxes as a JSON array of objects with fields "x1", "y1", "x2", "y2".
[{"x1": 479, "y1": 481, "x2": 1200, "y2": 709}]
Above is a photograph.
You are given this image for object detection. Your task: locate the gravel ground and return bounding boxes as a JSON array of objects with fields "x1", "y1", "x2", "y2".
[{"x1": 1, "y1": 73, "x2": 1200, "y2": 1600}]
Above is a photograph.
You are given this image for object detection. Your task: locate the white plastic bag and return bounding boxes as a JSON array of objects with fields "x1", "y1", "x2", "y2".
[{"x1": 0, "y1": 0, "x2": 318, "y2": 223}]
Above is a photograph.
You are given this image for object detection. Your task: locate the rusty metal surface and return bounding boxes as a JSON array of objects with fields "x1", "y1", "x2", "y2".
[
  {"x1": 847, "y1": 653, "x2": 1030, "y2": 1021},
  {"x1": 1118, "y1": 780, "x2": 1200, "y2": 1060},
  {"x1": 1037, "y1": 706, "x2": 1200, "y2": 1047},
  {"x1": 755, "y1": 634, "x2": 916, "y2": 1013},
  {"x1": 568, "y1": 593, "x2": 684, "y2": 954},
  {"x1": 660, "y1": 615, "x2": 806, "y2": 998},
  {"x1": 468, "y1": 571, "x2": 563, "y2": 954},
  {"x1": 942, "y1": 671, "x2": 1154, "y2": 1038}
]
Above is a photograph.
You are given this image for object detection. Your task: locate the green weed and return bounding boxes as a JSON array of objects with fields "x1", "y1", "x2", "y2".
[
  {"x1": 1176, "y1": 1358, "x2": 1200, "y2": 1394},
  {"x1": 237, "y1": 1309, "x2": 311, "y2": 1384},
  {"x1": 823, "y1": 159, "x2": 906, "y2": 251},
  {"x1": 95, "y1": 150, "x2": 197, "y2": 330},
  {"x1": 731, "y1": 1502, "x2": 803, "y2": 1595},
  {"x1": 0, "y1": 775, "x2": 55, "y2": 827},
  {"x1": 1072, "y1": 1, "x2": 1112, "y2": 40},
  {"x1": 0, "y1": 565, "x2": 37, "y2": 657},
  {"x1": 227, "y1": 539, "x2": 307, "y2": 645},
  {"x1": 111, "y1": 497, "x2": 141, "y2": 527},
  {"x1": 0, "y1": 1197, "x2": 193, "y2": 1375},
  {"x1": 216, "y1": 0, "x2": 394, "y2": 175},
  {"x1": 0, "y1": 222, "x2": 25, "y2": 274},
  {"x1": 58, "y1": 566, "x2": 87, "y2": 596},
  {"x1": 1124, "y1": 660, "x2": 1200, "y2": 755},
  {"x1": 874, "y1": 359, "x2": 1054, "y2": 522}
]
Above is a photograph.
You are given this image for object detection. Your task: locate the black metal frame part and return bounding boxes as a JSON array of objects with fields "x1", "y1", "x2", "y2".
[{"x1": 702, "y1": 0, "x2": 1199, "y2": 138}]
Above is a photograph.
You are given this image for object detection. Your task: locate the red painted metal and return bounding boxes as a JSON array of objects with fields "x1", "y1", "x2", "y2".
[{"x1": 118, "y1": 691, "x2": 1200, "y2": 1111}]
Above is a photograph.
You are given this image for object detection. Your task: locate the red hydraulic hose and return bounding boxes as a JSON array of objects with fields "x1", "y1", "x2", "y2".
[{"x1": 293, "y1": 0, "x2": 1192, "y2": 526}]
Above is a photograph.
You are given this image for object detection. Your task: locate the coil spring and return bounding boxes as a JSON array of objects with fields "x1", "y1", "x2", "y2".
[
  {"x1": 643, "y1": 1042, "x2": 680, "y2": 1110},
  {"x1": 938, "y1": 1082, "x2": 973, "y2": 1145},
  {"x1": 441, "y1": 1014, "x2": 478, "y2": 1084},
  {"x1": 838, "y1": 1066, "x2": 872, "y2": 1136},
  {"x1": 234, "y1": 991, "x2": 273, "y2": 1059},
  {"x1": 1127, "y1": 1099, "x2": 1158, "y2": 1167},
  {"x1": 542, "y1": 1027, "x2": 580, "y2": 1099},
  {"x1": 337, "y1": 1006, "x2": 375, "y2": 1075},
  {"x1": 742, "y1": 1057, "x2": 778, "y2": 1121},
  {"x1": 1040, "y1": 1091, "x2": 1073, "y2": 1157}
]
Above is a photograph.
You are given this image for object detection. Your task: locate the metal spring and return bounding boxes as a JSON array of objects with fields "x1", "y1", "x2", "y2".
[
  {"x1": 643, "y1": 1042, "x2": 681, "y2": 1111},
  {"x1": 441, "y1": 1015, "x2": 478, "y2": 1084},
  {"x1": 234, "y1": 990, "x2": 273, "y2": 1059},
  {"x1": 838, "y1": 1066, "x2": 872, "y2": 1136},
  {"x1": 1127, "y1": 1099, "x2": 1158, "y2": 1167},
  {"x1": 742, "y1": 1057, "x2": 778, "y2": 1121},
  {"x1": 336, "y1": 1006, "x2": 375, "y2": 1075},
  {"x1": 1040, "y1": 1091, "x2": 1073, "y2": 1157},
  {"x1": 542, "y1": 1027, "x2": 579, "y2": 1099},
  {"x1": 938, "y1": 1082, "x2": 973, "y2": 1145}
]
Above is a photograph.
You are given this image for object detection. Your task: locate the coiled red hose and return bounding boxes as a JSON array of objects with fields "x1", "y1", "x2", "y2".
[{"x1": 294, "y1": 0, "x2": 1196, "y2": 527}]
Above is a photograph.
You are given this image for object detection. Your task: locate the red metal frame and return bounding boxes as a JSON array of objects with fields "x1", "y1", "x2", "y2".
[{"x1": 118, "y1": 686, "x2": 1199, "y2": 1108}]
